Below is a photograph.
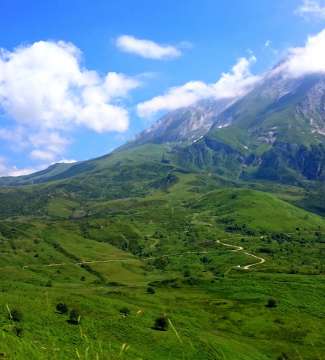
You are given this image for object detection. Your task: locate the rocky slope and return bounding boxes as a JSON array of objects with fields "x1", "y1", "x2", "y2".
[{"x1": 177, "y1": 71, "x2": 325, "y2": 183}]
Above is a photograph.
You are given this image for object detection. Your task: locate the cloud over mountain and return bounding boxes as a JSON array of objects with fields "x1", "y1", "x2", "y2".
[
  {"x1": 137, "y1": 56, "x2": 260, "y2": 118},
  {"x1": 275, "y1": 28, "x2": 325, "y2": 78}
]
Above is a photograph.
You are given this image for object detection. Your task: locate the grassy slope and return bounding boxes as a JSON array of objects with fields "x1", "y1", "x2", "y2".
[{"x1": 0, "y1": 171, "x2": 324, "y2": 359}]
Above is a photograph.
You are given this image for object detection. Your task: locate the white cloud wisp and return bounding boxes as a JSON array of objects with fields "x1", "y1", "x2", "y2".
[
  {"x1": 137, "y1": 56, "x2": 260, "y2": 118},
  {"x1": 116, "y1": 35, "x2": 181, "y2": 59},
  {"x1": 296, "y1": 0, "x2": 325, "y2": 19},
  {"x1": 276, "y1": 28, "x2": 325, "y2": 78}
]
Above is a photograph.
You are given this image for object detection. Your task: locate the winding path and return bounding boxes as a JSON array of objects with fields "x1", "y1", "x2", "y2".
[
  {"x1": 216, "y1": 239, "x2": 266, "y2": 270},
  {"x1": 21, "y1": 239, "x2": 265, "y2": 271}
]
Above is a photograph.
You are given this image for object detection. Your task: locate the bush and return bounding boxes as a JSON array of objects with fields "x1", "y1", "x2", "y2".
[
  {"x1": 266, "y1": 298, "x2": 277, "y2": 308},
  {"x1": 56, "y1": 303, "x2": 68, "y2": 314},
  {"x1": 200, "y1": 256, "x2": 210, "y2": 264},
  {"x1": 68, "y1": 309, "x2": 81, "y2": 325},
  {"x1": 9, "y1": 309, "x2": 23, "y2": 322},
  {"x1": 153, "y1": 315, "x2": 169, "y2": 331},
  {"x1": 13, "y1": 326, "x2": 23, "y2": 337},
  {"x1": 147, "y1": 286, "x2": 155, "y2": 294},
  {"x1": 120, "y1": 307, "x2": 130, "y2": 317},
  {"x1": 183, "y1": 269, "x2": 191, "y2": 278}
]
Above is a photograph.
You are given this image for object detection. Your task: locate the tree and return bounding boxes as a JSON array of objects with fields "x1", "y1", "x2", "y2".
[
  {"x1": 13, "y1": 326, "x2": 23, "y2": 337},
  {"x1": 56, "y1": 303, "x2": 68, "y2": 314},
  {"x1": 68, "y1": 309, "x2": 81, "y2": 325},
  {"x1": 153, "y1": 315, "x2": 169, "y2": 331},
  {"x1": 266, "y1": 298, "x2": 277, "y2": 308},
  {"x1": 9, "y1": 309, "x2": 23, "y2": 322},
  {"x1": 200, "y1": 256, "x2": 210, "y2": 264},
  {"x1": 120, "y1": 307, "x2": 130, "y2": 317},
  {"x1": 147, "y1": 286, "x2": 155, "y2": 294}
]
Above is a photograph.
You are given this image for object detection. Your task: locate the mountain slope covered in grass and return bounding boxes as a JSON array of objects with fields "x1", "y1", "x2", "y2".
[
  {"x1": 0, "y1": 171, "x2": 324, "y2": 359},
  {"x1": 0, "y1": 64, "x2": 325, "y2": 359}
]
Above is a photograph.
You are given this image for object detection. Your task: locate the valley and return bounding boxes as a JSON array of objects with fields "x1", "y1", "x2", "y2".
[
  {"x1": 0, "y1": 34, "x2": 325, "y2": 359},
  {"x1": 0, "y1": 168, "x2": 324, "y2": 359}
]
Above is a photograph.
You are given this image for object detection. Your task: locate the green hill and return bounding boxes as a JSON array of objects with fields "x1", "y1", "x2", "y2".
[{"x1": 0, "y1": 70, "x2": 325, "y2": 359}]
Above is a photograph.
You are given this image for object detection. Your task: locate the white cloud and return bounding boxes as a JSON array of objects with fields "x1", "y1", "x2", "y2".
[
  {"x1": 116, "y1": 35, "x2": 181, "y2": 59},
  {"x1": 77, "y1": 103, "x2": 129, "y2": 133},
  {"x1": 0, "y1": 157, "x2": 36, "y2": 177},
  {"x1": 137, "y1": 56, "x2": 260, "y2": 118},
  {"x1": 55, "y1": 159, "x2": 77, "y2": 164},
  {"x1": 276, "y1": 28, "x2": 325, "y2": 77},
  {"x1": 0, "y1": 40, "x2": 140, "y2": 163},
  {"x1": 30, "y1": 149, "x2": 58, "y2": 162},
  {"x1": 296, "y1": 0, "x2": 325, "y2": 19}
]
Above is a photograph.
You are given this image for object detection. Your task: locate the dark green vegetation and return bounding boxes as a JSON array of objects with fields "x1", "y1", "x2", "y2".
[
  {"x1": 0, "y1": 71, "x2": 325, "y2": 359},
  {"x1": 0, "y1": 156, "x2": 324, "y2": 359}
]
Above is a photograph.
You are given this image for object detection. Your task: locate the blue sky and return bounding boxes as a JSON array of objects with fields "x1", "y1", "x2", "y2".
[{"x1": 1, "y1": 0, "x2": 325, "y2": 175}]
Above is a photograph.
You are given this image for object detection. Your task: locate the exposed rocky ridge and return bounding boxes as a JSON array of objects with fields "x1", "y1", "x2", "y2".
[
  {"x1": 129, "y1": 98, "x2": 233, "y2": 146},
  {"x1": 176, "y1": 72, "x2": 325, "y2": 183}
]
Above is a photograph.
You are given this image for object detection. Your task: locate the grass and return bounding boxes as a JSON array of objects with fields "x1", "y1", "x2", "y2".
[{"x1": 0, "y1": 167, "x2": 324, "y2": 358}]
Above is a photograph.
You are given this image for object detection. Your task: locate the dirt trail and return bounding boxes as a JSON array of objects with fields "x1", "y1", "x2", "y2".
[
  {"x1": 216, "y1": 239, "x2": 265, "y2": 270},
  {"x1": 22, "y1": 258, "x2": 138, "y2": 269},
  {"x1": 21, "y1": 241, "x2": 264, "y2": 271}
]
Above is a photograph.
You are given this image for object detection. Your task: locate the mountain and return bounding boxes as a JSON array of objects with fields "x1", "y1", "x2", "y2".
[
  {"x1": 127, "y1": 98, "x2": 233, "y2": 146},
  {"x1": 1, "y1": 63, "x2": 325, "y2": 359},
  {"x1": 176, "y1": 71, "x2": 325, "y2": 183},
  {"x1": 2, "y1": 68, "x2": 325, "y2": 193},
  {"x1": 0, "y1": 162, "x2": 78, "y2": 186}
]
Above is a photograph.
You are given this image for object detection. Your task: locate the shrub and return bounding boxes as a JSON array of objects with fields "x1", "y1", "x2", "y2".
[
  {"x1": 56, "y1": 303, "x2": 68, "y2": 314},
  {"x1": 153, "y1": 315, "x2": 169, "y2": 331},
  {"x1": 183, "y1": 269, "x2": 191, "y2": 278},
  {"x1": 200, "y1": 256, "x2": 210, "y2": 264},
  {"x1": 184, "y1": 276, "x2": 199, "y2": 285},
  {"x1": 147, "y1": 286, "x2": 155, "y2": 294},
  {"x1": 120, "y1": 307, "x2": 130, "y2": 317},
  {"x1": 153, "y1": 256, "x2": 169, "y2": 270},
  {"x1": 266, "y1": 298, "x2": 277, "y2": 308},
  {"x1": 277, "y1": 353, "x2": 289, "y2": 360},
  {"x1": 68, "y1": 309, "x2": 81, "y2": 325},
  {"x1": 9, "y1": 309, "x2": 23, "y2": 322},
  {"x1": 13, "y1": 326, "x2": 23, "y2": 337}
]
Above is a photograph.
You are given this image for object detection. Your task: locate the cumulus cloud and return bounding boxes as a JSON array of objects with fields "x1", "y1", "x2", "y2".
[
  {"x1": 137, "y1": 56, "x2": 260, "y2": 118},
  {"x1": 0, "y1": 40, "x2": 140, "y2": 164},
  {"x1": 116, "y1": 35, "x2": 181, "y2": 59},
  {"x1": 0, "y1": 157, "x2": 36, "y2": 177},
  {"x1": 276, "y1": 28, "x2": 325, "y2": 77},
  {"x1": 295, "y1": 0, "x2": 325, "y2": 19}
]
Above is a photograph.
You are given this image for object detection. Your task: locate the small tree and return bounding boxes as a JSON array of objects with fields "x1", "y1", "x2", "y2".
[
  {"x1": 13, "y1": 326, "x2": 23, "y2": 337},
  {"x1": 9, "y1": 309, "x2": 23, "y2": 322},
  {"x1": 147, "y1": 286, "x2": 155, "y2": 294},
  {"x1": 56, "y1": 303, "x2": 68, "y2": 314},
  {"x1": 68, "y1": 309, "x2": 81, "y2": 325},
  {"x1": 120, "y1": 307, "x2": 130, "y2": 317},
  {"x1": 266, "y1": 298, "x2": 277, "y2": 308},
  {"x1": 200, "y1": 256, "x2": 210, "y2": 264},
  {"x1": 153, "y1": 315, "x2": 169, "y2": 331}
]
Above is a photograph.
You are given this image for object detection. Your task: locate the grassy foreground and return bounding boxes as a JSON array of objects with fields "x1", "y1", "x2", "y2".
[{"x1": 0, "y1": 172, "x2": 324, "y2": 359}]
